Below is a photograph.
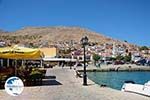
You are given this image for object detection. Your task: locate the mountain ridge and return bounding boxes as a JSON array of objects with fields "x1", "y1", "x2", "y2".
[{"x1": 0, "y1": 26, "x2": 133, "y2": 48}]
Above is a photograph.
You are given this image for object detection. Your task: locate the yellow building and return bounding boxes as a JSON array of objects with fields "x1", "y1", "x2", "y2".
[{"x1": 40, "y1": 47, "x2": 57, "y2": 58}]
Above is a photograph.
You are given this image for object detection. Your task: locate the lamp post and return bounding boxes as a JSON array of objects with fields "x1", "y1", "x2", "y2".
[{"x1": 80, "y1": 36, "x2": 88, "y2": 86}]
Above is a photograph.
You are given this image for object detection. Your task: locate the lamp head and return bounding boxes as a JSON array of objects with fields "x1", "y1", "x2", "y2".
[{"x1": 80, "y1": 36, "x2": 89, "y2": 46}]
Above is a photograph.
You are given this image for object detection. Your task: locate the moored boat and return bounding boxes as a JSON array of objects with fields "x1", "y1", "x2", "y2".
[{"x1": 121, "y1": 81, "x2": 150, "y2": 97}]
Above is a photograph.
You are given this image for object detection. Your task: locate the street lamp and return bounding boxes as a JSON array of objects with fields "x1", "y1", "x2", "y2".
[{"x1": 80, "y1": 36, "x2": 88, "y2": 86}]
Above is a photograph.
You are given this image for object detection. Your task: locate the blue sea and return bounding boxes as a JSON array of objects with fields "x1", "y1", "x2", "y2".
[{"x1": 87, "y1": 71, "x2": 150, "y2": 90}]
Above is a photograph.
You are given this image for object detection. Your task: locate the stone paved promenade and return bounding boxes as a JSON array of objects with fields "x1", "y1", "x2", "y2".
[{"x1": 0, "y1": 66, "x2": 149, "y2": 100}]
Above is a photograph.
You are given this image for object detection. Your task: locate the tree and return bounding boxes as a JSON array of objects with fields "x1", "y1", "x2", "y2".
[
  {"x1": 124, "y1": 40, "x2": 128, "y2": 43},
  {"x1": 93, "y1": 54, "x2": 101, "y2": 66},
  {"x1": 139, "y1": 46, "x2": 149, "y2": 51},
  {"x1": 116, "y1": 55, "x2": 124, "y2": 61},
  {"x1": 110, "y1": 57, "x2": 116, "y2": 61},
  {"x1": 115, "y1": 53, "x2": 131, "y2": 63},
  {"x1": 124, "y1": 55, "x2": 131, "y2": 62}
]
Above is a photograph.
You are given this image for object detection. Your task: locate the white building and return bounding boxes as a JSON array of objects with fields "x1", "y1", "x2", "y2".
[
  {"x1": 131, "y1": 53, "x2": 142, "y2": 62},
  {"x1": 112, "y1": 43, "x2": 126, "y2": 57}
]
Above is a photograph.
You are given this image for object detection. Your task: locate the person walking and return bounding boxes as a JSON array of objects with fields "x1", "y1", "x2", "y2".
[{"x1": 74, "y1": 59, "x2": 79, "y2": 70}]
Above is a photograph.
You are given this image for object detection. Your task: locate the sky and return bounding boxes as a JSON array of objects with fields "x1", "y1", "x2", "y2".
[{"x1": 0, "y1": 0, "x2": 150, "y2": 46}]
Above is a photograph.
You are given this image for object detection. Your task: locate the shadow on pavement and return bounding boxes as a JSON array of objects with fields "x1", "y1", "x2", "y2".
[
  {"x1": 42, "y1": 75, "x2": 62, "y2": 86},
  {"x1": 25, "y1": 75, "x2": 62, "y2": 87},
  {"x1": 87, "y1": 83, "x2": 95, "y2": 86},
  {"x1": 42, "y1": 79, "x2": 62, "y2": 86}
]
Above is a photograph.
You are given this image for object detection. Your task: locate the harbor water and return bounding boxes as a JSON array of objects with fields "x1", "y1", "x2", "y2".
[{"x1": 87, "y1": 71, "x2": 150, "y2": 90}]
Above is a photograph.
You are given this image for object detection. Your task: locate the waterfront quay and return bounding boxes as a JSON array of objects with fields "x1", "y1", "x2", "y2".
[
  {"x1": 0, "y1": 66, "x2": 149, "y2": 100},
  {"x1": 77, "y1": 64, "x2": 150, "y2": 72}
]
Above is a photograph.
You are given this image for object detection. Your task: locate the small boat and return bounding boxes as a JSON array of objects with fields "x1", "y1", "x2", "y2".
[{"x1": 121, "y1": 81, "x2": 150, "y2": 97}]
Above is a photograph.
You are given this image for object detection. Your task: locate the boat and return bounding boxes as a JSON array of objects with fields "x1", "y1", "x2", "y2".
[{"x1": 121, "y1": 81, "x2": 150, "y2": 97}]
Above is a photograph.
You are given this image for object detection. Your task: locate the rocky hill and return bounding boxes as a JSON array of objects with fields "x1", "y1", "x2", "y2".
[{"x1": 0, "y1": 26, "x2": 132, "y2": 48}]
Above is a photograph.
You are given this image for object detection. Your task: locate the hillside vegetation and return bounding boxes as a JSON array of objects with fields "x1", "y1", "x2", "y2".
[{"x1": 0, "y1": 26, "x2": 130, "y2": 47}]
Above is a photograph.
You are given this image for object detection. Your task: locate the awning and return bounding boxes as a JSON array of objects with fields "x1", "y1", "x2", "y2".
[
  {"x1": 0, "y1": 45, "x2": 43, "y2": 59},
  {"x1": 43, "y1": 57, "x2": 76, "y2": 62}
]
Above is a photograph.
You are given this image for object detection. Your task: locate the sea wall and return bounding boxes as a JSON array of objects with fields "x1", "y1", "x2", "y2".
[{"x1": 77, "y1": 64, "x2": 150, "y2": 72}]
